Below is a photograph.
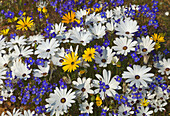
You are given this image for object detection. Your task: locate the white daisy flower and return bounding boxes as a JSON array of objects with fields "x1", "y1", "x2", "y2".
[
  {"x1": 72, "y1": 77, "x2": 94, "y2": 100},
  {"x1": 92, "y1": 69, "x2": 121, "y2": 100},
  {"x1": 118, "y1": 104, "x2": 134, "y2": 116},
  {"x1": 115, "y1": 17, "x2": 139, "y2": 38},
  {"x1": 50, "y1": 22, "x2": 66, "y2": 35},
  {"x1": 154, "y1": 58, "x2": 170, "y2": 75},
  {"x1": 137, "y1": 36, "x2": 155, "y2": 55},
  {"x1": 23, "y1": 110, "x2": 35, "y2": 116},
  {"x1": 122, "y1": 65, "x2": 154, "y2": 88},
  {"x1": 137, "y1": 106, "x2": 153, "y2": 116},
  {"x1": 89, "y1": 23, "x2": 106, "y2": 39},
  {"x1": 11, "y1": 58, "x2": 32, "y2": 80},
  {"x1": 10, "y1": 45, "x2": 33, "y2": 59},
  {"x1": 1, "y1": 108, "x2": 22, "y2": 116},
  {"x1": 112, "y1": 37, "x2": 137, "y2": 56},
  {"x1": 95, "y1": 47, "x2": 115, "y2": 67},
  {"x1": 28, "y1": 34, "x2": 44, "y2": 46},
  {"x1": 0, "y1": 54, "x2": 11, "y2": 69},
  {"x1": 51, "y1": 47, "x2": 65, "y2": 67},
  {"x1": 113, "y1": 6, "x2": 126, "y2": 20},
  {"x1": 152, "y1": 99, "x2": 167, "y2": 113},
  {"x1": 0, "y1": 35, "x2": 6, "y2": 54},
  {"x1": 70, "y1": 30, "x2": 92, "y2": 46},
  {"x1": 33, "y1": 61, "x2": 50, "y2": 77},
  {"x1": 45, "y1": 87, "x2": 76, "y2": 114},
  {"x1": 106, "y1": 20, "x2": 116, "y2": 31},
  {"x1": 76, "y1": 9, "x2": 87, "y2": 19},
  {"x1": 1, "y1": 86, "x2": 14, "y2": 102},
  {"x1": 79, "y1": 100, "x2": 93, "y2": 114},
  {"x1": 0, "y1": 68, "x2": 7, "y2": 84},
  {"x1": 35, "y1": 38, "x2": 59, "y2": 59},
  {"x1": 106, "y1": 9, "x2": 113, "y2": 19}
]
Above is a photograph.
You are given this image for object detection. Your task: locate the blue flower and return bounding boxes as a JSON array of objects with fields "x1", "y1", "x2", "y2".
[
  {"x1": 5, "y1": 79, "x2": 13, "y2": 88},
  {"x1": 6, "y1": 71, "x2": 12, "y2": 78},
  {"x1": 115, "y1": 76, "x2": 122, "y2": 82},
  {"x1": 31, "y1": 85, "x2": 38, "y2": 94},
  {"x1": 93, "y1": 3, "x2": 100, "y2": 8},
  {"x1": 33, "y1": 95, "x2": 42, "y2": 105},
  {"x1": 10, "y1": 33, "x2": 16, "y2": 39},
  {"x1": 10, "y1": 95, "x2": 16, "y2": 103},
  {"x1": 130, "y1": 85, "x2": 137, "y2": 92},
  {"x1": 149, "y1": 83, "x2": 156, "y2": 90},
  {"x1": 35, "y1": 106, "x2": 42, "y2": 114},
  {"x1": 27, "y1": 57, "x2": 35, "y2": 65},
  {"x1": 18, "y1": 10, "x2": 23, "y2": 16},
  {"x1": 1, "y1": 10, "x2": 4, "y2": 14},
  {"x1": 50, "y1": 32, "x2": 56, "y2": 38},
  {"x1": 134, "y1": 56, "x2": 140, "y2": 62},
  {"x1": 103, "y1": 39, "x2": 110, "y2": 47},
  {"x1": 44, "y1": 25, "x2": 52, "y2": 33},
  {"x1": 155, "y1": 75, "x2": 162, "y2": 82},
  {"x1": 159, "y1": 83, "x2": 167, "y2": 91},
  {"x1": 7, "y1": 11, "x2": 14, "y2": 19},
  {"x1": 0, "y1": 96, "x2": 3, "y2": 102},
  {"x1": 41, "y1": 105, "x2": 46, "y2": 113},
  {"x1": 59, "y1": 79, "x2": 67, "y2": 89},
  {"x1": 163, "y1": 49, "x2": 170, "y2": 55},
  {"x1": 100, "y1": 12, "x2": 107, "y2": 18},
  {"x1": 36, "y1": 59, "x2": 44, "y2": 65}
]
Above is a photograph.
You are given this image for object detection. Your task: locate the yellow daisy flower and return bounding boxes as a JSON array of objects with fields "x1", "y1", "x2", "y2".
[
  {"x1": 16, "y1": 17, "x2": 34, "y2": 31},
  {"x1": 62, "y1": 52, "x2": 81, "y2": 72},
  {"x1": 96, "y1": 95, "x2": 102, "y2": 107},
  {"x1": 82, "y1": 48, "x2": 96, "y2": 62},
  {"x1": 62, "y1": 11, "x2": 76, "y2": 24},
  {"x1": 0, "y1": 29, "x2": 9, "y2": 35},
  {"x1": 151, "y1": 33, "x2": 165, "y2": 42},
  {"x1": 154, "y1": 42, "x2": 161, "y2": 50},
  {"x1": 140, "y1": 98, "x2": 149, "y2": 106}
]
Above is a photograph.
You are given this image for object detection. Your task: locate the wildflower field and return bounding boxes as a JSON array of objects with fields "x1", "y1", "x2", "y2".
[{"x1": 0, "y1": 0, "x2": 169, "y2": 115}]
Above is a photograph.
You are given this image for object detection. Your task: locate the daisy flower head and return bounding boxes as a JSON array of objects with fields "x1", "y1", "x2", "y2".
[
  {"x1": 45, "y1": 87, "x2": 76, "y2": 114},
  {"x1": 122, "y1": 65, "x2": 154, "y2": 88},
  {"x1": 35, "y1": 38, "x2": 59, "y2": 59},
  {"x1": 72, "y1": 77, "x2": 94, "y2": 100},
  {"x1": 95, "y1": 46, "x2": 115, "y2": 67},
  {"x1": 62, "y1": 52, "x2": 81, "y2": 72},
  {"x1": 16, "y1": 16, "x2": 34, "y2": 31},
  {"x1": 137, "y1": 36, "x2": 155, "y2": 55},
  {"x1": 62, "y1": 11, "x2": 76, "y2": 24},
  {"x1": 154, "y1": 58, "x2": 170, "y2": 75},
  {"x1": 82, "y1": 48, "x2": 96, "y2": 62},
  {"x1": 137, "y1": 106, "x2": 153, "y2": 116},
  {"x1": 92, "y1": 69, "x2": 121, "y2": 100},
  {"x1": 115, "y1": 17, "x2": 139, "y2": 38},
  {"x1": 79, "y1": 100, "x2": 94, "y2": 114},
  {"x1": 112, "y1": 37, "x2": 137, "y2": 56}
]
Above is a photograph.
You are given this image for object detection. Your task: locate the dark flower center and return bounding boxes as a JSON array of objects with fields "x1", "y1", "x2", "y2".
[
  {"x1": 71, "y1": 62, "x2": 74, "y2": 65},
  {"x1": 81, "y1": 88, "x2": 86, "y2": 92},
  {"x1": 135, "y1": 75, "x2": 140, "y2": 79},
  {"x1": 123, "y1": 46, "x2": 128, "y2": 50},
  {"x1": 89, "y1": 54, "x2": 92, "y2": 57},
  {"x1": 101, "y1": 59, "x2": 106, "y2": 63},
  {"x1": 59, "y1": 59, "x2": 64, "y2": 63},
  {"x1": 60, "y1": 98, "x2": 66, "y2": 103},
  {"x1": 125, "y1": 31, "x2": 130, "y2": 34},
  {"x1": 142, "y1": 48, "x2": 147, "y2": 52},
  {"x1": 46, "y1": 49, "x2": 50, "y2": 52},
  {"x1": 86, "y1": 106, "x2": 89, "y2": 110},
  {"x1": 165, "y1": 68, "x2": 170, "y2": 71},
  {"x1": 22, "y1": 73, "x2": 26, "y2": 77}
]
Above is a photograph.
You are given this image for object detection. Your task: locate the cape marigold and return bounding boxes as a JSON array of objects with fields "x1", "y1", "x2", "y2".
[
  {"x1": 62, "y1": 11, "x2": 76, "y2": 24},
  {"x1": 140, "y1": 98, "x2": 149, "y2": 106},
  {"x1": 151, "y1": 33, "x2": 165, "y2": 42},
  {"x1": 62, "y1": 52, "x2": 81, "y2": 72},
  {"x1": 0, "y1": 29, "x2": 9, "y2": 35},
  {"x1": 82, "y1": 48, "x2": 96, "y2": 62},
  {"x1": 16, "y1": 17, "x2": 34, "y2": 31},
  {"x1": 96, "y1": 95, "x2": 102, "y2": 106}
]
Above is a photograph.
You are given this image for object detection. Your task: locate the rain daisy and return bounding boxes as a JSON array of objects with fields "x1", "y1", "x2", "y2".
[
  {"x1": 82, "y1": 48, "x2": 96, "y2": 62},
  {"x1": 112, "y1": 37, "x2": 137, "y2": 56},
  {"x1": 137, "y1": 106, "x2": 153, "y2": 116},
  {"x1": 115, "y1": 17, "x2": 139, "y2": 38},
  {"x1": 137, "y1": 36, "x2": 155, "y2": 55},
  {"x1": 62, "y1": 52, "x2": 81, "y2": 72},
  {"x1": 154, "y1": 58, "x2": 170, "y2": 75},
  {"x1": 11, "y1": 58, "x2": 32, "y2": 80},
  {"x1": 35, "y1": 38, "x2": 59, "y2": 59},
  {"x1": 72, "y1": 77, "x2": 94, "y2": 100},
  {"x1": 79, "y1": 100, "x2": 94, "y2": 114},
  {"x1": 95, "y1": 47, "x2": 115, "y2": 67},
  {"x1": 92, "y1": 69, "x2": 121, "y2": 100},
  {"x1": 45, "y1": 87, "x2": 76, "y2": 114},
  {"x1": 122, "y1": 65, "x2": 154, "y2": 88}
]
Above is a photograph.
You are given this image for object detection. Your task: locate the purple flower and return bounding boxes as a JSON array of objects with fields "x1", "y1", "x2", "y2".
[{"x1": 10, "y1": 95, "x2": 16, "y2": 102}]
